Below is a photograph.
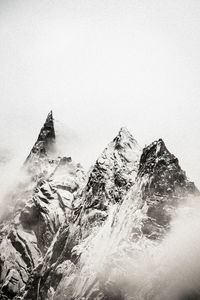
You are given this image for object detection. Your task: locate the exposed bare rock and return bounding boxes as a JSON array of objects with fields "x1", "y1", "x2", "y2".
[
  {"x1": 136, "y1": 139, "x2": 199, "y2": 239},
  {"x1": 138, "y1": 138, "x2": 197, "y2": 199},
  {"x1": 24, "y1": 111, "x2": 57, "y2": 179},
  {"x1": 26, "y1": 111, "x2": 55, "y2": 162}
]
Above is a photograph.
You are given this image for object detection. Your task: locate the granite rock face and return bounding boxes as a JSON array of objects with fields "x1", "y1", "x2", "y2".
[{"x1": 0, "y1": 113, "x2": 199, "y2": 300}]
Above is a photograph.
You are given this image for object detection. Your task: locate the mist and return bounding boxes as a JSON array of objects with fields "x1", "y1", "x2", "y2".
[
  {"x1": 1, "y1": 0, "x2": 200, "y2": 187},
  {"x1": 0, "y1": 145, "x2": 35, "y2": 220},
  {"x1": 1, "y1": 1, "x2": 200, "y2": 298},
  {"x1": 73, "y1": 193, "x2": 200, "y2": 300}
]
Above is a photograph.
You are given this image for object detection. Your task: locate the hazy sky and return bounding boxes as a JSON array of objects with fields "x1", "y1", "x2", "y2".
[{"x1": 1, "y1": 0, "x2": 200, "y2": 186}]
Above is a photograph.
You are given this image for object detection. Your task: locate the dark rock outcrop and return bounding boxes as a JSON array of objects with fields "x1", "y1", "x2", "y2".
[
  {"x1": 138, "y1": 139, "x2": 197, "y2": 199},
  {"x1": 136, "y1": 139, "x2": 198, "y2": 239},
  {"x1": 26, "y1": 111, "x2": 55, "y2": 162},
  {"x1": 24, "y1": 111, "x2": 57, "y2": 179}
]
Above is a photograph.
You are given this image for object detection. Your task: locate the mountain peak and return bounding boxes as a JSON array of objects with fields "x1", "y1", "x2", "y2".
[
  {"x1": 146, "y1": 138, "x2": 168, "y2": 157},
  {"x1": 138, "y1": 138, "x2": 170, "y2": 174},
  {"x1": 113, "y1": 126, "x2": 139, "y2": 151},
  {"x1": 119, "y1": 126, "x2": 130, "y2": 134},
  {"x1": 46, "y1": 110, "x2": 54, "y2": 125},
  {"x1": 26, "y1": 111, "x2": 56, "y2": 162},
  {"x1": 1, "y1": 119, "x2": 200, "y2": 300},
  {"x1": 138, "y1": 138, "x2": 198, "y2": 199},
  {"x1": 117, "y1": 126, "x2": 132, "y2": 138}
]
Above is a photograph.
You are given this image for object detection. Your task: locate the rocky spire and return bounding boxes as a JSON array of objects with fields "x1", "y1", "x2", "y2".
[
  {"x1": 113, "y1": 126, "x2": 139, "y2": 149},
  {"x1": 25, "y1": 111, "x2": 56, "y2": 163},
  {"x1": 137, "y1": 138, "x2": 198, "y2": 199},
  {"x1": 81, "y1": 127, "x2": 141, "y2": 211}
]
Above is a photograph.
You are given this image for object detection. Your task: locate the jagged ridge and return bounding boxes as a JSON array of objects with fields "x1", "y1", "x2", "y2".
[
  {"x1": 21, "y1": 128, "x2": 198, "y2": 300},
  {"x1": 0, "y1": 113, "x2": 199, "y2": 300}
]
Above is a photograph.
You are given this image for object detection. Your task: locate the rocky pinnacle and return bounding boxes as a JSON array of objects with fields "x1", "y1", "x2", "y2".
[{"x1": 25, "y1": 111, "x2": 55, "y2": 163}]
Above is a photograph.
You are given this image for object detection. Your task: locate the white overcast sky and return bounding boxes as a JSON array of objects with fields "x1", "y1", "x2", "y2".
[{"x1": 1, "y1": 0, "x2": 200, "y2": 186}]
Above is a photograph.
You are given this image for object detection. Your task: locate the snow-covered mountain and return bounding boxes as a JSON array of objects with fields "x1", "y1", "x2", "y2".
[{"x1": 0, "y1": 112, "x2": 199, "y2": 300}]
